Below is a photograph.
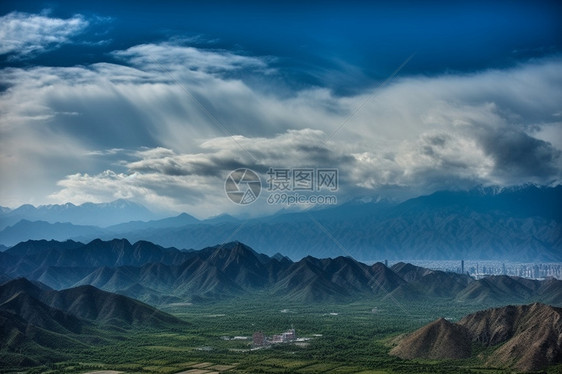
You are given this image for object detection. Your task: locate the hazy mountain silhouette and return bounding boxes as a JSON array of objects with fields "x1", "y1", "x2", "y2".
[
  {"x1": 106, "y1": 212, "x2": 200, "y2": 232},
  {"x1": 5, "y1": 238, "x2": 190, "y2": 268},
  {"x1": 2, "y1": 185, "x2": 559, "y2": 261},
  {"x1": 0, "y1": 220, "x2": 104, "y2": 246},
  {"x1": 0, "y1": 199, "x2": 159, "y2": 229}
]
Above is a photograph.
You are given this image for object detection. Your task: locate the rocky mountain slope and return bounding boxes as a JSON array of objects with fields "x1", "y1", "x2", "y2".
[{"x1": 391, "y1": 303, "x2": 562, "y2": 371}]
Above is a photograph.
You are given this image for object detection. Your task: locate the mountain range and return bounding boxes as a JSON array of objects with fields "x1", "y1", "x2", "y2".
[
  {"x1": 2, "y1": 239, "x2": 560, "y2": 306},
  {"x1": 0, "y1": 199, "x2": 161, "y2": 230},
  {"x1": 2, "y1": 238, "x2": 561, "y2": 372},
  {"x1": 0, "y1": 277, "x2": 186, "y2": 367},
  {"x1": 1, "y1": 185, "x2": 560, "y2": 261},
  {"x1": 390, "y1": 303, "x2": 562, "y2": 371}
]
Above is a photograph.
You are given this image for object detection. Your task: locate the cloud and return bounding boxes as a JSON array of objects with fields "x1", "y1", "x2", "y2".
[
  {"x1": 48, "y1": 129, "x2": 350, "y2": 216},
  {"x1": 0, "y1": 38, "x2": 561, "y2": 213},
  {"x1": 0, "y1": 11, "x2": 89, "y2": 58},
  {"x1": 477, "y1": 126, "x2": 561, "y2": 181},
  {"x1": 49, "y1": 170, "x2": 207, "y2": 209},
  {"x1": 48, "y1": 119, "x2": 560, "y2": 218},
  {"x1": 113, "y1": 43, "x2": 271, "y2": 74}
]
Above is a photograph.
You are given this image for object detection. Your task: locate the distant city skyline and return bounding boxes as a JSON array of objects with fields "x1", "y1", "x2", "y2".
[{"x1": 397, "y1": 260, "x2": 562, "y2": 280}]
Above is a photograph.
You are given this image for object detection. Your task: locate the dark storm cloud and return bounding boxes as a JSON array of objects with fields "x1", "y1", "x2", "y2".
[{"x1": 479, "y1": 128, "x2": 561, "y2": 180}]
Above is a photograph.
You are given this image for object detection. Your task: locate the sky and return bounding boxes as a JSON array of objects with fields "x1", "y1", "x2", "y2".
[{"x1": 1, "y1": 0, "x2": 561, "y2": 218}]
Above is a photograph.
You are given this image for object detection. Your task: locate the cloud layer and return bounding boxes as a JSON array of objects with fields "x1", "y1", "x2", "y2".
[
  {"x1": 0, "y1": 14, "x2": 561, "y2": 216},
  {"x1": 0, "y1": 11, "x2": 88, "y2": 58}
]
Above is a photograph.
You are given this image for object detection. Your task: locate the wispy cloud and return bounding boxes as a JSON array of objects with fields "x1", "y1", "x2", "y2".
[
  {"x1": 0, "y1": 11, "x2": 89, "y2": 58},
  {"x1": 112, "y1": 43, "x2": 273, "y2": 78},
  {"x1": 1, "y1": 38, "x2": 561, "y2": 214}
]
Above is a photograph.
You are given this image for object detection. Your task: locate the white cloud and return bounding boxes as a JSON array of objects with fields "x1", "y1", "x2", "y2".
[
  {"x1": 0, "y1": 39, "x2": 561, "y2": 213},
  {"x1": 48, "y1": 170, "x2": 203, "y2": 210},
  {"x1": 112, "y1": 43, "x2": 272, "y2": 77},
  {"x1": 0, "y1": 11, "x2": 88, "y2": 57},
  {"x1": 48, "y1": 130, "x2": 346, "y2": 216}
]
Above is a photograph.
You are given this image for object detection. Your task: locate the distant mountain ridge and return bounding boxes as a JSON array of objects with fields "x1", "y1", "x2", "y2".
[
  {"x1": 1, "y1": 185, "x2": 560, "y2": 261},
  {"x1": 0, "y1": 220, "x2": 105, "y2": 246},
  {"x1": 1, "y1": 239, "x2": 560, "y2": 306},
  {"x1": 391, "y1": 303, "x2": 562, "y2": 371},
  {"x1": 0, "y1": 199, "x2": 161, "y2": 229}
]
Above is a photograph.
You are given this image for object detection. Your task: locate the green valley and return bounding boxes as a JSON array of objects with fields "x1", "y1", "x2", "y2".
[{"x1": 4, "y1": 297, "x2": 561, "y2": 374}]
